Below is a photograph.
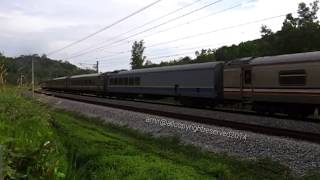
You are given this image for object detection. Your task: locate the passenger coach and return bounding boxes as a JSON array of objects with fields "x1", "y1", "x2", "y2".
[
  {"x1": 224, "y1": 51, "x2": 320, "y2": 116},
  {"x1": 106, "y1": 62, "x2": 224, "y2": 103}
]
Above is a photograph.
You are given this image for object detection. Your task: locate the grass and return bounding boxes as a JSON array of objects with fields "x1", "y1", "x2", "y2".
[
  {"x1": 0, "y1": 87, "x2": 67, "y2": 179},
  {"x1": 0, "y1": 87, "x2": 320, "y2": 179}
]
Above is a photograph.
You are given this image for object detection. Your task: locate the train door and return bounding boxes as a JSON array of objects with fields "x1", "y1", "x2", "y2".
[{"x1": 241, "y1": 67, "x2": 253, "y2": 99}]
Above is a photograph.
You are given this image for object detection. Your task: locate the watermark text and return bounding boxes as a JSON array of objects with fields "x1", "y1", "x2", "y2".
[{"x1": 145, "y1": 117, "x2": 247, "y2": 140}]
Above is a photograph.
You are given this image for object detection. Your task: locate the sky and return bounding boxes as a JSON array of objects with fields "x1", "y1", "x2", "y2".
[{"x1": 0, "y1": 0, "x2": 318, "y2": 72}]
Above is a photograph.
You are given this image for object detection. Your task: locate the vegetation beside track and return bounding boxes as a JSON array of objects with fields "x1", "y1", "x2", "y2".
[
  {"x1": 0, "y1": 88, "x2": 67, "y2": 179},
  {"x1": 0, "y1": 88, "x2": 319, "y2": 179}
]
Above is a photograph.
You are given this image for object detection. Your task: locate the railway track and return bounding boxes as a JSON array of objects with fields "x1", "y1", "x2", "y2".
[
  {"x1": 35, "y1": 90, "x2": 320, "y2": 144},
  {"x1": 63, "y1": 90, "x2": 320, "y2": 123},
  {"x1": 124, "y1": 97, "x2": 320, "y2": 123}
]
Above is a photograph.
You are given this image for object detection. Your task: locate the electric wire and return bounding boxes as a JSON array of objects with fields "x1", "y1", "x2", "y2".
[
  {"x1": 47, "y1": 0, "x2": 163, "y2": 56},
  {"x1": 64, "y1": 0, "x2": 223, "y2": 60}
]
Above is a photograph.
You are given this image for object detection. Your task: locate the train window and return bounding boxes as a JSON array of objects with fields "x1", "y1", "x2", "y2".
[
  {"x1": 114, "y1": 78, "x2": 118, "y2": 85},
  {"x1": 124, "y1": 78, "x2": 128, "y2": 85},
  {"x1": 110, "y1": 78, "x2": 114, "y2": 85},
  {"x1": 279, "y1": 70, "x2": 306, "y2": 86},
  {"x1": 134, "y1": 77, "x2": 140, "y2": 85},
  {"x1": 119, "y1": 78, "x2": 124, "y2": 85},
  {"x1": 129, "y1": 77, "x2": 134, "y2": 86},
  {"x1": 244, "y1": 70, "x2": 252, "y2": 84}
]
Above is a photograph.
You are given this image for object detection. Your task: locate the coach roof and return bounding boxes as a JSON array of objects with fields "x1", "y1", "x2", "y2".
[
  {"x1": 53, "y1": 76, "x2": 68, "y2": 80},
  {"x1": 69, "y1": 73, "x2": 102, "y2": 79},
  {"x1": 251, "y1": 51, "x2": 320, "y2": 65},
  {"x1": 113, "y1": 61, "x2": 222, "y2": 75}
]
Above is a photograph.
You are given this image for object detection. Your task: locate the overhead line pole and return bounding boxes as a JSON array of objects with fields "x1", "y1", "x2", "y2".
[
  {"x1": 32, "y1": 57, "x2": 34, "y2": 98},
  {"x1": 96, "y1": 61, "x2": 99, "y2": 73}
]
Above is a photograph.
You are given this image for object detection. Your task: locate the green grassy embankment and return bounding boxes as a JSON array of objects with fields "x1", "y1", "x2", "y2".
[{"x1": 0, "y1": 88, "x2": 319, "y2": 179}]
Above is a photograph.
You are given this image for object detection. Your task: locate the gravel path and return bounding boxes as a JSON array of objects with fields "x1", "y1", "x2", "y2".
[{"x1": 36, "y1": 93, "x2": 320, "y2": 176}]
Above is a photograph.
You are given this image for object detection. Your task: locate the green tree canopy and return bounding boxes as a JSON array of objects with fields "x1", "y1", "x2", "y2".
[{"x1": 130, "y1": 40, "x2": 146, "y2": 69}]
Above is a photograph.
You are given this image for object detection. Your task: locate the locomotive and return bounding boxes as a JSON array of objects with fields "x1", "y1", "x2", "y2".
[{"x1": 41, "y1": 51, "x2": 320, "y2": 117}]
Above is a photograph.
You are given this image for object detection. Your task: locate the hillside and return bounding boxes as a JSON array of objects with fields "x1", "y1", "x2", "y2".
[{"x1": 0, "y1": 54, "x2": 95, "y2": 85}]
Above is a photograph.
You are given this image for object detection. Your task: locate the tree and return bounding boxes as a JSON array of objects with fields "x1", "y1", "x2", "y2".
[
  {"x1": 297, "y1": 1, "x2": 319, "y2": 26},
  {"x1": 195, "y1": 49, "x2": 215, "y2": 62},
  {"x1": 260, "y1": 25, "x2": 273, "y2": 37},
  {"x1": 130, "y1": 40, "x2": 146, "y2": 69},
  {"x1": 145, "y1": 60, "x2": 153, "y2": 66},
  {"x1": 41, "y1": 54, "x2": 48, "y2": 60}
]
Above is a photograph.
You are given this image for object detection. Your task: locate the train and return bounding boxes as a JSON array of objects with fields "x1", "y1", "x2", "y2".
[{"x1": 41, "y1": 51, "x2": 320, "y2": 117}]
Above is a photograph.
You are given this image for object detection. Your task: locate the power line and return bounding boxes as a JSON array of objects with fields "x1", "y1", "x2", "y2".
[
  {"x1": 94, "y1": 13, "x2": 287, "y2": 62},
  {"x1": 65, "y1": 0, "x2": 223, "y2": 60},
  {"x1": 147, "y1": 14, "x2": 287, "y2": 48},
  {"x1": 148, "y1": 50, "x2": 197, "y2": 60},
  {"x1": 142, "y1": 0, "x2": 252, "y2": 39},
  {"x1": 98, "y1": 40, "x2": 235, "y2": 64},
  {"x1": 47, "y1": 0, "x2": 163, "y2": 56},
  {"x1": 69, "y1": 0, "x2": 206, "y2": 56},
  {"x1": 103, "y1": 1, "x2": 246, "y2": 50},
  {"x1": 145, "y1": 41, "x2": 235, "y2": 56},
  {"x1": 92, "y1": 12, "x2": 285, "y2": 63},
  {"x1": 106, "y1": 0, "x2": 257, "y2": 49}
]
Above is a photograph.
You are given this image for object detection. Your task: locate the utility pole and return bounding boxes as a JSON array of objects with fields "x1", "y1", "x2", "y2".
[
  {"x1": 96, "y1": 61, "x2": 99, "y2": 73},
  {"x1": 20, "y1": 73, "x2": 23, "y2": 87},
  {"x1": 32, "y1": 57, "x2": 34, "y2": 98}
]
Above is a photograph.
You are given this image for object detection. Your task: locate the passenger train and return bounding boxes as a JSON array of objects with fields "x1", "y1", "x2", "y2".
[{"x1": 41, "y1": 51, "x2": 320, "y2": 117}]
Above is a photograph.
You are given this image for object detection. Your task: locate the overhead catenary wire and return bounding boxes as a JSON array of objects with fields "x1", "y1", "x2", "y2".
[
  {"x1": 93, "y1": 13, "x2": 287, "y2": 62},
  {"x1": 141, "y1": 0, "x2": 255, "y2": 39},
  {"x1": 64, "y1": 0, "x2": 223, "y2": 60},
  {"x1": 147, "y1": 14, "x2": 287, "y2": 48},
  {"x1": 98, "y1": 1, "x2": 250, "y2": 51},
  {"x1": 95, "y1": 33, "x2": 241, "y2": 62},
  {"x1": 97, "y1": 39, "x2": 243, "y2": 69},
  {"x1": 47, "y1": 0, "x2": 163, "y2": 56},
  {"x1": 97, "y1": 40, "x2": 240, "y2": 64},
  {"x1": 107, "y1": 0, "x2": 254, "y2": 48},
  {"x1": 70, "y1": 0, "x2": 206, "y2": 56}
]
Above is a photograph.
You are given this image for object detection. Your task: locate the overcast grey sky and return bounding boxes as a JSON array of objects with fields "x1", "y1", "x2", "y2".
[{"x1": 0, "y1": 0, "x2": 317, "y2": 72}]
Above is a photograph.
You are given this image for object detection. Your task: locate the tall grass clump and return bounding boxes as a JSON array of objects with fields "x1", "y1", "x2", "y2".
[{"x1": 0, "y1": 88, "x2": 67, "y2": 179}]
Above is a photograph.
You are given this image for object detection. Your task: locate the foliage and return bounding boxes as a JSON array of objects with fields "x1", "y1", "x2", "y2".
[
  {"x1": 0, "y1": 54, "x2": 95, "y2": 85},
  {"x1": 0, "y1": 88, "x2": 67, "y2": 179},
  {"x1": 130, "y1": 40, "x2": 146, "y2": 69}
]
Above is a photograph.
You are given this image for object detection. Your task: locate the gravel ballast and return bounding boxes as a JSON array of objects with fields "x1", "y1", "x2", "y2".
[{"x1": 35, "y1": 93, "x2": 320, "y2": 176}]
